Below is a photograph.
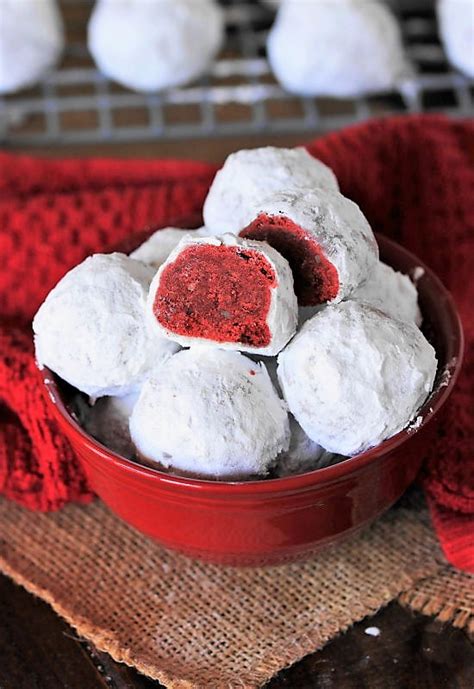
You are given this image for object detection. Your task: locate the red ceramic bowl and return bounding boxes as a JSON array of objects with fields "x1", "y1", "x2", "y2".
[{"x1": 41, "y1": 234, "x2": 463, "y2": 566}]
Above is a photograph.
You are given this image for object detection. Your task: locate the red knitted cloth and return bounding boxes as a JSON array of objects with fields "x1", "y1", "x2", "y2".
[{"x1": 1, "y1": 115, "x2": 472, "y2": 571}]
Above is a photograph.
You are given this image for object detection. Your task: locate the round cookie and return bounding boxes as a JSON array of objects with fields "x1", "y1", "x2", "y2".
[
  {"x1": 267, "y1": 0, "x2": 411, "y2": 97},
  {"x1": 274, "y1": 416, "x2": 340, "y2": 478},
  {"x1": 203, "y1": 146, "x2": 339, "y2": 236},
  {"x1": 130, "y1": 348, "x2": 290, "y2": 479},
  {"x1": 0, "y1": 0, "x2": 64, "y2": 94},
  {"x1": 240, "y1": 188, "x2": 378, "y2": 305},
  {"x1": 88, "y1": 0, "x2": 224, "y2": 92},
  {"x1": 277, "y1": 301, "x2": 437, "y2": 456},
  {"x1": 148, "y1": 234, "x2": 298, "y2": 356},
  {"x1": 437, "y1": 0, "x2": 474, "y2": 78},
  {"x1": 131, "y1": 226, "x2": 207, "y2": 269},
  {"x1": 82, "y1": 389, "x2": 140, "y2": 459},
  {"x1": 33, "y1": 253, "x2": 178, "y2": 399},
  {"x1": 350, "y1": 261, "x2": 422, "y2": 326}
]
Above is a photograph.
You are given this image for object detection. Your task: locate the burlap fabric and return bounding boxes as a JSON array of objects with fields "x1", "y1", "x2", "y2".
[
  {"x1": 400, "y1": 567, "x2": 474, "y2": 631},
  {"x1": 1, "y1": 491, "x2": 472, "y2": 689}
]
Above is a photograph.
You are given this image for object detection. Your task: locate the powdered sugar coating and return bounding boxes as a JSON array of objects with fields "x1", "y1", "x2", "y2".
[
  {"x1": 274, "y1": 416, "x2": 341, "y2": 477},
  {"x1": 203, "y1": 147, "x2": 339, "y2": 235},
  {"x1": 247, "y1": 358, "x2": 342, "y2": 478},
  {"x1": 0, "y1": 0, "x2": 64, "y2": 94},
  {"x1": 130, "y1": 348, "x2": 290, "y2": 479},
  {"x1": 244, "y1": 188, "x2": 378, "y2": 302},
  {"x1": 437, "y1": 0, "x2": 474, "y2": 78},
  {"x1": 147, "y1": 233, "x2": 298, "y2": 356},
  {"x1": 278, "y1": 301, "x2": 437, "y2": 456},
  {"x1": 82, "y1": 390, "x2": 140, "y2": 458},
  {"x1": 131, "y1": 226, "x2": 207, "y2": 269},
  {"x1": 267, "y1": 0, "x2": 411, "y2": 97},
  {"x1": 34, "y1": 253, "x2": 178, "y2": 399},
  {"x1": 351, "y1": 261, "x2": 422, "y2": 326},
  {"x1": 88, "y1": 0, "x2": 224, "y2": 92}
]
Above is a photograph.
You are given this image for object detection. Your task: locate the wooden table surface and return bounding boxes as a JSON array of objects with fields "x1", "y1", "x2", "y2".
[
  {"x1": 2, "y1": 134, "x2": 473, "y2": 689},
  {"x1": 1, "y1": 575, "x2": 473, "y2": 689}
]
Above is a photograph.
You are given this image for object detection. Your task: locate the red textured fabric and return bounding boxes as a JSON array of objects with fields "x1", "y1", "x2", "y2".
[
  {"x1": 307, "y1": 116, "x2": 474, "y2": 572},
  {"x1": 0, "y1": 326, "x2": 92, "y2": 510},
  {"x1": 0, "y1": 115, "x2": 472, "y2": 571}
]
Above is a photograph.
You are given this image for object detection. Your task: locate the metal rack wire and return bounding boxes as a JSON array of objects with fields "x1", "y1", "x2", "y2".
[{"x1": 0, "y1": 0, "x2": 472, "y2": 146}]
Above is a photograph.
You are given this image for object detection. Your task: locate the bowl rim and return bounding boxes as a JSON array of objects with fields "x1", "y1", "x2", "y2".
[{"x1": 39, "y1": 233, "x2": 464, "y2": 496}]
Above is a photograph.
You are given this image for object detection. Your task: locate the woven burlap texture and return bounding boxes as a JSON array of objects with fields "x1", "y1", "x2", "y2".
[
  {"x1": 0, "y1": 493, "x2": 453, "y2": 689},
  {"x1": 399, "y1": 567, "x2": 474, "y2": 633}
]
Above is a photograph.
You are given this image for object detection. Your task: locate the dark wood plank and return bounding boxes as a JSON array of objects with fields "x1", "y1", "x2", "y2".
[
  {"x1": 1, "y1": 573, "x2": 472, "y2": 689},
  {"x1": 0, "y1": 574, "x2": 161, "y2": 689},
  {"x1": 0, "y1": 574, "x2": 111, "y2": 689},
  {"x1": 12, "y1": 132, "x2": 313, "y2": 163},
  {"x1": 268, "y1": 600, "x2": 474, "y2": 689}
]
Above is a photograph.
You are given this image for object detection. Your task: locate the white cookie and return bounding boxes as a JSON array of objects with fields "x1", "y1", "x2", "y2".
[
  {"x1": 147, "y1": 233, "x2": 298, "y2": 356},
  {"x1": 267, "y1": 0, "x2": 411, "y2": 97},
  {"x1": 0, "y1": 0, "x2": 64, "y2": 94},
  {"x1": 278, "y1": 301, "x2": 437, "y2": 455},
  {"x1": 203, "y1": 147, "x2": 338, "y2": 236},
  {"x1": 437, "y1": 0, "x2": 474, "y2": 77},
  {"x1": 350, "y1": 261, "x2": 422, "y2": 326},
  {"x1": 131, "y1": 226, "x2": 207, "y2": 269},
  {"x1": 274, "y1": 416, "x2": 340, "y2": 477},
  {"x1": 240, "y1": 188, "x2": 378, "y2": 305},
  {"x1": 88, "y1": 0, "x2": 224, "y2": 92},
  {"x1": 130, "y1": 348, "x2": 290, "y2": 479},
  {"x1": 34, "y1": 253, "x2": 178, "y2": 399}
]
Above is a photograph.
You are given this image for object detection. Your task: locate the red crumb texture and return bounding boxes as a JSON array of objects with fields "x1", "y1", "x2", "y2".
[
  {"x1": 240, "y1": 213, "x2": 339, "y2": 305},
  {"x1": 154, "y1": 244, "x2": 277, "y2": 347}
]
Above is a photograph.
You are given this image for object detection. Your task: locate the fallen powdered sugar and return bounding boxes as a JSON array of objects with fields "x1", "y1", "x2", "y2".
[
  {"x1": 411, "y1": 266, "x2": 425, "y2": 284},
  {"x1": 439, "y1": 357, "x2": 458, "y2": 387},
  {"x1": 407, "y1": 415, "x2": 423, "y2": 433}
]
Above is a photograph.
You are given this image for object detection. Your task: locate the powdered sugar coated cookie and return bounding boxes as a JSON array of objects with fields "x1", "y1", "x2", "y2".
[
  {"x1": 350, "y1": 261, "x2": 422, "y2": 326},
  {"x1": 240, "y1": 188, "x2": 378, "y2": 305},
  {"x1": 148, "y1": 233, "x2": 298, "y2": 356},
  {"x1": 131, "y1": 226, "x2": 207, "y2": 269},
  {"x1": 267, "y1": 0, "x2": 411, "y2": 97},
  {"x1": 130, "y1": 348, "x2": 290, "y2": 479},
  {"x1": 34, "y1": 253, "x2": 178, "y2": 399},
  {"x1": 277, "y1": 301, "x2": 437, "y2": 455},
  {"x1": 88, "y1": 0, "x2": 224, "y2": 92},
  {"x1": 0, "y1": 0, "x2": 64, "y2": 94},
  {"x1": 203, "y1": 147, "x2": 338, "y2": 235}
]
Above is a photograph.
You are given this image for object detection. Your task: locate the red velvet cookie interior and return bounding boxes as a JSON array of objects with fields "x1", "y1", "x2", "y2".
[
  {"x1": 153, "y1": 244, "x2": 277, "y2": 347},
  {"x1": 240, "y1": 214, "x2": 339, "y2": 305}
]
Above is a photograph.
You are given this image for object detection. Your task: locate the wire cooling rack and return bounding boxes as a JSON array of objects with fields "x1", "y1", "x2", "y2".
[{"x1": 0, "y1": 0, "x2": 473, "y2": 146}]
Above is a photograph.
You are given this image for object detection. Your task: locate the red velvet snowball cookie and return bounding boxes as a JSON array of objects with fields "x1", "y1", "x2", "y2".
[
  {"x1": 240, "y1": 189, "x2": 378, "y2": 305},
  {"x1": 147, "y1": 233, "x2": 298, "y2": 356}
]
